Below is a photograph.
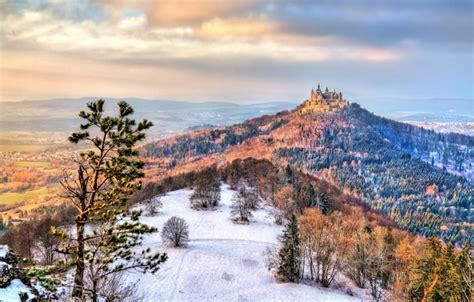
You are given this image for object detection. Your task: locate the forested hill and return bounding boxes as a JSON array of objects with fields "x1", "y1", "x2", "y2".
[
  {"x1": 143, "y1": 101, "x2": 473, "y2": 245},
  {"x1": 350, "y1": 103, "x2": 474, "y2": 179}
]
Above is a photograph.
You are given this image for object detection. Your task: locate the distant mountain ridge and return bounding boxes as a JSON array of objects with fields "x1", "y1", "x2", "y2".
[
  {"x1": 142, "y1": 91, "x2": 473, "y2": 244},
  {"x1": 1, "y1": 96, "x2": 472, "y2": 136},
  {"x1": 0, "y1": 98, "x2": 296, "y2": 137}
]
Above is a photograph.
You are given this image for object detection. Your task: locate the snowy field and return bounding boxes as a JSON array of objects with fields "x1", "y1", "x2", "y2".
[{"x1": 125, "y1": 184, "x2": 364, "y2": 302}]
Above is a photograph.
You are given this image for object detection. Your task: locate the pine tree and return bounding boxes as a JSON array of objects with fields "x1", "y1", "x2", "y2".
[
  {"x1": 53, "y1": 100, "x2": 167, "y2": 301},
  {"x1": 409, "y1": 238, "x2": 465, "y2": 301},
  {"x1": 319, "y1": 192, "x2": 330, "y2": 214},
  {"x1": 277, "y1": 214, "x2": 301, "y2": 282},
  {"x1": 285, "y1": 164, "x2": 293, "y2": 184}
]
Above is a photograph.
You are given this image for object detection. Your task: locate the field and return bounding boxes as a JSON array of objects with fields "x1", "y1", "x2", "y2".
[
  {"x1": 0, "y1": 131, "x2": 69, "y2": 153},
  {"x1": 121, "y1": 184, "x2": 367, "y2": 301},
  {"x1": 0, "y1": 144, "x2": 53, "y2": 153},
  {"x1": 0, "y1": 187, "x2": 49, "y2": 206},
  {"x1": 13, "y1": 161, "x2": 50, "y2": 168}
]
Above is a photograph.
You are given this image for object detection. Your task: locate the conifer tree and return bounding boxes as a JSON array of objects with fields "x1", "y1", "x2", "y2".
[
  {"x1": 53, "y1": 100, "x2": 167, "y2": 301},
  {"x1": 409, "y1": 238, "x2": 465, "y2": 301},
  {"x1": 277, "y1": 214, "x2": 301, "y2": 282},
  {"x1": 285, "y1": 164, "x2": 293, "y2": 184},
  {"x1": 319, "y1": 192, "x2": 330, "y2": 214}
]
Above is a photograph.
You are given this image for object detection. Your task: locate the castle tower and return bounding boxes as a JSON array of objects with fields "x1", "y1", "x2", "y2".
[
  {"x1": 311, "y1": 89, "x2": 316, "y2": 102},
  {"x1": 316, "y1": 83, "x2": 322, "y2": 93}
]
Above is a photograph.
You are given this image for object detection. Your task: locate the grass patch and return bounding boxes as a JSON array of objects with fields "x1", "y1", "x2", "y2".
[
  {"x1": 0, "y1": 187, "x2": 49, "y2": 205},
  {"x1": 13, "y1": 161, "x2": 50, "y2": 168},
  {"x1": 0, "y1": 144, "x2": 52, "y2": 153}
]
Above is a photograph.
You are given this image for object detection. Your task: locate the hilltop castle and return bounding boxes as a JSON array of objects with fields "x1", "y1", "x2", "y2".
[{"x1": 301, "y1": 84, "x2": 348, "y2": 113}]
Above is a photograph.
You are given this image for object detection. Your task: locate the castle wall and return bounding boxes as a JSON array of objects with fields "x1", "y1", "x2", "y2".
[{"x1": 301, "y1": 87, "x2": 348, "y2": 113}]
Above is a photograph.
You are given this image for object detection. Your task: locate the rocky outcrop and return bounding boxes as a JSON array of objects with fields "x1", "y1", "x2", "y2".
[{"x1": 0, "y1": 245, "x2": 23, "y2": 288}]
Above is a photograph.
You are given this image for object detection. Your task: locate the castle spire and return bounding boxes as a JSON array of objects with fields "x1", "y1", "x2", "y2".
[{"x1": 325, "y1": 86, "x2": 329, "y2": 93}]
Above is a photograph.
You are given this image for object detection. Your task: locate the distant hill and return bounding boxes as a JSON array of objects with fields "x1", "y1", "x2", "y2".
[
  {"x1": 1, "y1": 96, "x2": 472, "y2": 137},
  {"x1": 142, "y1": 91, "x2": 473, "y2": 245},
  {"x1": 0, "y1": 98, "x2": 295, "y2": 138}
]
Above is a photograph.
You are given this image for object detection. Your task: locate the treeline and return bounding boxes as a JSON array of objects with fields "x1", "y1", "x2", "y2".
[
  {"x1": 0, "y1": 203, "x2": 77, "y2": 265},
  {"x1": 133, "y1": 158, "x2": 394, "y2": 229},
  {"x1": 350, "y1": 103, "x2": 474, "y2": 148},
  {"x1": 270, "y1": 210, "x2": 472, "y2": 301},
  {"x1": 141, "y1": 113, "x2": 289, "y2": 161}
]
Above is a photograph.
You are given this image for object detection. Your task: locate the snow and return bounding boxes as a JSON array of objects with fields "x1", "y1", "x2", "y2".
[
  {"x1": 124, "y1": 184, "x2": 363, "y2": 301},
  {"x1": 0, "y1": 261, "x2": 11, "y2": 273},
  {"x1": 0, "y1": 279, "x2": 34, "y2": 302},
  {"x1": 0, "y1": 245, "x2": 9, "y2": 259},
  {"x1": 138, "y1": 184, "x2": 280, "y2": 245}
]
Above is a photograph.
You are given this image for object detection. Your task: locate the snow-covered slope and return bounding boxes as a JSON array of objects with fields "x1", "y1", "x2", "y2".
[
  {"x1": 126, "y1": 184, "x2": 363, "y2": 302},
  {"x1": 0, "y1": 279, "x2": 34, "y2": 302}
]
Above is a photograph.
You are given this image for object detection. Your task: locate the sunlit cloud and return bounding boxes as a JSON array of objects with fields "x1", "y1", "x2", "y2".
[
  {"x1": 1, "y1": 9, "x2": 399, "y2": 63},
  {"x1": 146, "y1": 0, "x2": 263, "y2": 25},
  {"x1": 0, "y1": 0, "x2": 472, "y2": 102},
  {"x1": 197, "y1": 17, "x2": 276, "y2": 39}
]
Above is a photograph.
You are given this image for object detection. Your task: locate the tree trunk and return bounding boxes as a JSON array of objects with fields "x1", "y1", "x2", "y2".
[
  {"x1": 72, "y1": 222, "x2": 85, "y2": 298},
  {"x1": 92, "y1": 278, "x2": 98, "y2": 302}
]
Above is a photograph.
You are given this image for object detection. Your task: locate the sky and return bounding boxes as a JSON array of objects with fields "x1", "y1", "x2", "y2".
[{"x1": 0, "y1": 0, "x2": 473, "y2": 104}]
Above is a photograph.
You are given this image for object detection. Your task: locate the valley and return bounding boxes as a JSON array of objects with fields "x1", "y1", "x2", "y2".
[{"x1": 0, "y1": 91, "x2": 472, "y2": 301}]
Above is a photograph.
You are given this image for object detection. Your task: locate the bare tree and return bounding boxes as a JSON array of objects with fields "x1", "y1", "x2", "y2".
[
  {"x1": 35, "y1": 215, "x2": 61, "y2": 265},
  {"x1": 190, "y1": 168, "x2": 220, "y2": 210},
  {"x1": 230, "y1": 184, "x2": 254, "y2": 223},
  {"x1": 145, "y1": 196, "x2": 163, "y2": 216},
  {"x1": 96, "y1": 273, "x2": 143, "y2": 301},
  {"x1": 161, "y1": 217, "x2": 189, "y2": 247},
  {"x1": 299, "y1": 209, "x2": 345, "y2": 287},
  {"x1": 240, "y1": 181, "x2": 260, "y2": 210},
  {"x1": 264, "y1": 246, "x2": 280, "y2": 274}
]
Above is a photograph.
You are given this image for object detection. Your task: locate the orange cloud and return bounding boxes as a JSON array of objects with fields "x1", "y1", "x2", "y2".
[
  {"x1": 147, "y1": 0, "x2": 261, "y2": 25},
  {"x1": 197, "y1": 17, "x2": 275, "y2": 39}
]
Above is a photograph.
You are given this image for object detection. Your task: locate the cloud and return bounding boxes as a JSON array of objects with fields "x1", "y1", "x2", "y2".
[
  {"x1": 146, "y1": 0, "x2": 263, "y2": 25},
  {"x1": 270, "y1": 1, "x2": 473, "y2": 50},
  {"x1": 197, "y1": 17, "x2": 275, "y2": 39},
  {"x1": 0, "y1": 0, "x2": 472, "y2": 102},
  {"x1": 117, "y1": 14, "x2": 147, "y2": 30},
  {"x1": 1, "y1": 9, "x2": 399, "y2": 63}
]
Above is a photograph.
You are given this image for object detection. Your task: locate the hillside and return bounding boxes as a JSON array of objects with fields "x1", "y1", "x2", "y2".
[
  {"x1": 123, "y1": 184, "x2": 363, "y2": 301},
  {"x1": 142, "y1": 90, "x2": 473, "y2": 245}
]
